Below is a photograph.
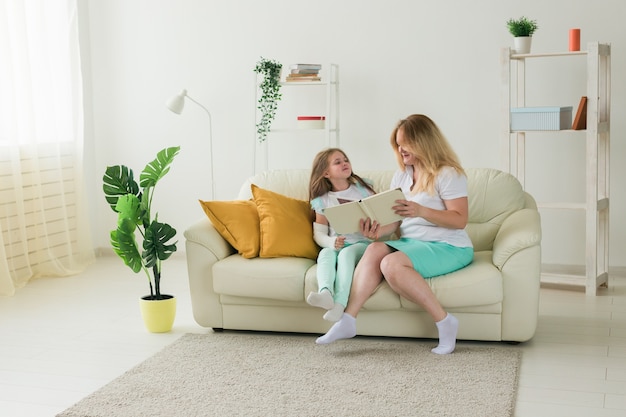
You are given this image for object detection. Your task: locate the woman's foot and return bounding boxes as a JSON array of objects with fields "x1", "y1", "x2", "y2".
[
  {"x1": 316, "y1": 313, "x2": 356, "y2": 344},
  {"x1": 306, "y1": 288, "x2": 334, "y2": 310},
  {"x1": 431, "y1": 313, "x2": 458, "y2": 354}
]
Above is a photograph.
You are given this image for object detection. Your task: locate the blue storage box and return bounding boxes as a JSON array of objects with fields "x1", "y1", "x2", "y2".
[{"x1": 510, "y1": 106, "x2": 573, "y2": 131}]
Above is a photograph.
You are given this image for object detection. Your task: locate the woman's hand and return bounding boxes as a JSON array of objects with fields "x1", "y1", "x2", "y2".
[
  {"x1": 393, "y1": 199, "x2": 420, "y2": 218},
  {"x1": 393, "y1": 197, "x2": 469, "y2": 229}
]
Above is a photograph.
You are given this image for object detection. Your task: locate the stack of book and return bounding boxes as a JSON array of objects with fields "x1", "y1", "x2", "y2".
[{"x1": 286, "y1": 63, "x2": 322, "y2": 82}]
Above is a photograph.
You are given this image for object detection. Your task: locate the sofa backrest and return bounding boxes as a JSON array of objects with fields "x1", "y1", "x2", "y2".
[{"x1": 239, "y1": 168, "x2": 533, "y2": 251}]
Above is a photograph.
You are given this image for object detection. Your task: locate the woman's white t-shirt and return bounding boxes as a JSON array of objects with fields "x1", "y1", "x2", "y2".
[{"x1": 391, "y1": 166, "x2": 473, "y2": 248}]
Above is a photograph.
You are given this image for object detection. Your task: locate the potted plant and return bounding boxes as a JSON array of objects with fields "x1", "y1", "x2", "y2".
[
  {"x1": 254, "y1": 57, "x2": 282, "y2": 143},
  {"x1": 102, "y1": 146, "x2": 180, "y2": 332},
  {"x1": 506, "y1": 16, "x2": 538, "y2": 54}
]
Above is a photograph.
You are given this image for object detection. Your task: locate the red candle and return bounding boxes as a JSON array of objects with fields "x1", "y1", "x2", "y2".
[{"x1": 569, "y1": 28, "x2": 580, "y2": 51}]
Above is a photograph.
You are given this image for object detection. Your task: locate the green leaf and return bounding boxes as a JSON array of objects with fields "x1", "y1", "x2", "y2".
[
  {"x1": 110, "y1": 218, "x2": 143, "y2": 273},
  {"x1": 103, "y1": 165, "x2": 140, "y2": 211},
  {"x1": 139, "y1": 146, "x2": 181, "y2": 189},
  {"x1": 114, "y1": 194, "x2": 144, "y2": 227},
  {"x1": 143, "y1": 221, "x2": 177, "y2": 268}
]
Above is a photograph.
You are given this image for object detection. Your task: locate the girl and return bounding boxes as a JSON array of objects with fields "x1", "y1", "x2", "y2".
[
  {"x1": 307, "y1": 148, "x2": 376, "y2": 322},
  {"x1": 316, "y1": 115, "x2": 474, "y2": 354}
]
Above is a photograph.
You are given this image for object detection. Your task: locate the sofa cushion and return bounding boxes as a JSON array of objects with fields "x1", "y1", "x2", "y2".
[
  {"x1": 401, "y1": 251, "x2": 503, "y2": 309},
  {"x1": 198, "y1": 199, "x2": 260, "y2": 258},
  {"x1": 213, "y1": 255, "x2": 315, "y2": 301},
  {"x1": 251, "y1": 185, "x2": 320, "y2": 260},
  {"x1": 239, "y1": 170, "x2": 312, "y2": 201}
]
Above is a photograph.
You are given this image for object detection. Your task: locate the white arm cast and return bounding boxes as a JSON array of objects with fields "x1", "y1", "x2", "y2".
[{"x1": 313, "y1": 222, "x2": 336, "y2": 249}]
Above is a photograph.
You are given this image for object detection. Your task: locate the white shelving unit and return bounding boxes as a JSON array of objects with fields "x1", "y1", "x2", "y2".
[
  {"x1": 254, "y1": 63, "x2": 339, "y2": 173},
  {"x1": 501, "y1": 42, "x2": 611, "y2": 296}
]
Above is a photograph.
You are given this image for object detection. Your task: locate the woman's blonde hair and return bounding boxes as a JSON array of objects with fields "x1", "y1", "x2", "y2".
[
  {"x1": 309, "y1": 148, "x2": 375, "y2": 200},
  {"x1": 390, "y1": 114, "x2": 465, "y2": 195}
]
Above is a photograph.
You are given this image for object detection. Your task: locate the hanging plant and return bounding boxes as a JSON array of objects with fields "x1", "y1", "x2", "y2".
[{"x1": 254, "y1": 57, "x2": 282, "y2": 143}]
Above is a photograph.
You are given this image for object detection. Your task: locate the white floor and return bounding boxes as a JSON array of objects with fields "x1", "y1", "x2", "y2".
[{"x1": 0, "y1": 255, "x2": 625, "y2": 417}]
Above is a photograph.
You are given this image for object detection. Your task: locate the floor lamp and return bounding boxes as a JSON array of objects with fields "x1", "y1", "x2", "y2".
[{"x1": 166, "y1": 89, "x2": 215, "y2": 199}]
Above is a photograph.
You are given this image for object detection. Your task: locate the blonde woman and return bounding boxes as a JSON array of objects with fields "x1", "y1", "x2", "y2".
[{"x1": 316, "y1": 115, "x2": 474, "y2": 354}]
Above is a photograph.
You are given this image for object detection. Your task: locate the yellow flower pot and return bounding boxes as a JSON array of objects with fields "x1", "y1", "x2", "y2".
[{"x1": 139, "y1": 295, "x2": 176, "y2": 333}]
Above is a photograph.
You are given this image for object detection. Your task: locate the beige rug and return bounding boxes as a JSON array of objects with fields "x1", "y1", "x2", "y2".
[{"x1": 57, "y1": 332, "x2": 521, "y2": 417}]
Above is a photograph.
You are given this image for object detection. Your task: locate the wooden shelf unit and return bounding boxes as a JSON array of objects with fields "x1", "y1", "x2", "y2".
[{"x1": 501, "y1": 42, "x2": 611, "y2": 295}]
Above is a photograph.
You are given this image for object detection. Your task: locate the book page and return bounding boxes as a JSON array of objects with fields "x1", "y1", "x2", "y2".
[
  {"x1": 322, "y1": 188, "x2": 404, "y2": 234},
  {"x1": 322, "y1": 200, "x2": 368, "y2": 235},
  {"x1": 359, "y1": 188, "x2": 405, "y2": 227}
]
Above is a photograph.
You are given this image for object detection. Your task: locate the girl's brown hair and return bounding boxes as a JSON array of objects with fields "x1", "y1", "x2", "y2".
[
  {"x1": 389, "y1": 114, "x2": 465, "y2": 195},
  {"x1": 309, "y1": 148, "x2": 375, "y2": 200}
]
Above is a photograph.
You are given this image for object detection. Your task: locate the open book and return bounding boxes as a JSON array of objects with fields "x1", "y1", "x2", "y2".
[{"x1": 322, "y1": 188, "x2": 405, "y2": 234}]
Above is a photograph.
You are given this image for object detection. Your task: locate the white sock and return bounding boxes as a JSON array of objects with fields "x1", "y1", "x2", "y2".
[
  {"x1": 323, "y1": 303, "x2": 345, "y2": 322},
  {"x1": 316, "y1": 313, "x2": 356, "y2": 344},
  {"x1": 306, "y1": 288, "x2": 334, "y2": 310},
  {"x1": 431, "y1": 313, "x2": 459, "y2": 355}
]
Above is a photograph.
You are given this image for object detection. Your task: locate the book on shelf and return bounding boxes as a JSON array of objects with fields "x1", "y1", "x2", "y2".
[
  {"x1": 289, "y1": 63, "x2": 322, "y2": 71},
  {"x1": 322, "y1": 188, "x2": 405, "y2": 235},
  {"x1": 285, "y1": 75, "x2": 321, "y2": 82},
  {"x1": 572, "y1": 96, "x2": 587, "y2": 130},
  {"x1": 286, "y1": 72, "x2": 320, "y2": 78},
  {"x1": 289, "y1": 68, "x2": 320, "y2": 74}
]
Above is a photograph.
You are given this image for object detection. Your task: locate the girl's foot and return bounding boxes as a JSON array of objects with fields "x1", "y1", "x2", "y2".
[
  {"x1": 316, "y1": 313, "x2": 356, "y2": 344},
  {"x1": 306, "y1": 288, "x2": 334, "y2": 310},
  {"x1": 323, "y1": 303, "x2": 345, "y2": 322}
]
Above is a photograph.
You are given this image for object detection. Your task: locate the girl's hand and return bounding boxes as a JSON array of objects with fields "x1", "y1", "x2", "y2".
[{"x1": 335, "y1": 236, "x2": 346, "y2": 249}]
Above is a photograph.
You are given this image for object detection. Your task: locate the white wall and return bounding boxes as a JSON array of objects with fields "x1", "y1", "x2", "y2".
[{"x1": 81, "y1": 0, "x2": 626, "y2": 266}]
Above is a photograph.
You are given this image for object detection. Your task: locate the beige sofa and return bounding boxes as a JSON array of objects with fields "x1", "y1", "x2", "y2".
[{"x1": 184, "y1": 168, "x2": 542, "y2": 342}]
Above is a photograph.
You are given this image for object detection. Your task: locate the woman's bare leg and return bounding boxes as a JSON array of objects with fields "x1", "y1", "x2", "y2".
[
  {"x1": 344, "y1": 242, "x2": 391, "y2": 317},
  {"x1": 381, "y1": 252, "x2": 458, "y2": 354},
  {"x1": 380, "y1": 252, "x2": 446, "y2": 320},
  {"x1": 315, "y1": 242, "x2": 391, "y2": 344}
]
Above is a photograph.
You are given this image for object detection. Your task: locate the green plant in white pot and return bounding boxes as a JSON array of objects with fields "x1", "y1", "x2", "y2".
[
  {"x1": 102, "y1": 146, "x2": 180, "y2": 332},
  {"x1": 506, "y1": 16, "x2": 538, "y2": 54}
]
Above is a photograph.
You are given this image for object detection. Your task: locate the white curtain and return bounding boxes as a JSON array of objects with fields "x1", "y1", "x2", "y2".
[{"x1": 0, "y1": 0, "x2": 95, "y2": 295}]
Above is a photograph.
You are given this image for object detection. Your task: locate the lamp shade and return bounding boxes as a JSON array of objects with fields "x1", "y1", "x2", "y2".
[{"x1": 166, "y1": 89, "x2": 187, "y2": 114}]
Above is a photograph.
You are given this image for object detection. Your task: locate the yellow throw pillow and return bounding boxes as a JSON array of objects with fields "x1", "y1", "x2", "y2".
[
  {"x1": 198, "y1": 200, "x2": 260, "y2": 258},
  {"x1": 251, "y1": 184, "x2": 320, "y2": 260}
]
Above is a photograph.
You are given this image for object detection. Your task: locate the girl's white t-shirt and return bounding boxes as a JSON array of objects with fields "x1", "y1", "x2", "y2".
[
  {"x1": 391, "y1": 166, "x2": 473, "y2": 248},
  {"x1": 311, "y1": 183, "x2": 374, "y2": 244}
]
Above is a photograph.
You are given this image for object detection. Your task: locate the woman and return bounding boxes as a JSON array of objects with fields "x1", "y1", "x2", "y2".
[{"x1": 316, "y1": 114, "x2": 474, "y2": 354}]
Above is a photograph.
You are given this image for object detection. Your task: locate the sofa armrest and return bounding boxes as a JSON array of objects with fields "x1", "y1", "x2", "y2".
[
  {"x1": 492, "y1": 208, "x2": 542, "y2": 342},
  {"x1": 184, "y1": 218, "x2": 236, "y2": 328},
  {"x1": 492, "y1": 208, "x2": 541, "y2": 270},
  {"x1": 184, "y1": 217, "x2": 235, "y2": 260}
]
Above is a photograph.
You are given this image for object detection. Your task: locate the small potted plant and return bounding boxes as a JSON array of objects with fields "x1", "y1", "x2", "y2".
[
  {"x1": 254, "y1": 57, "x2": 282, "y2": 143},
  {"x1": 506, "y1": 16, "x2": 538, "y2": 54},
  {"x1": 102, "y1": 146, "x2": 180, "y2": 332}
]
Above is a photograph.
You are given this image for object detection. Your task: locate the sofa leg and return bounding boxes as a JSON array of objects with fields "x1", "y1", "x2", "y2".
[{"x1": 212, "y1": 328, "x2": 224, "y2": 333}]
